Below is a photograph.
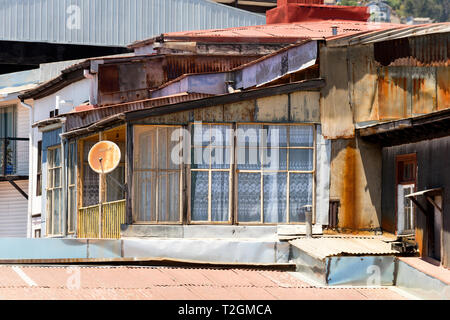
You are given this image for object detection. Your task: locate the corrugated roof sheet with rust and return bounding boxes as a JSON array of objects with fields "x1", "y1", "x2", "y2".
[
  {"x1": 130, "y1": 20, "x2": 403, "y2": 46},
  {"x1": 0, "y1": 265, "x2": 407, "y2": 300},
  {"x1": 290, "y1": 236, "x2": 399, "y2": 260}
]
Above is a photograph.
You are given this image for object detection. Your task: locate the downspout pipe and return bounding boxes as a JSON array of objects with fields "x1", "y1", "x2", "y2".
[{"x1": 20, "y1": 101, "x2": 33, "y2": 238}]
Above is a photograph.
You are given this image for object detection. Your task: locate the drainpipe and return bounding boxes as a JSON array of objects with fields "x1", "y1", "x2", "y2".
[
  {"x1": 20, "y1": 101, "x2": 33, "y2": 238},
  {"x1": 304, "y1": 205, "x2": 313, "y2": 238}
]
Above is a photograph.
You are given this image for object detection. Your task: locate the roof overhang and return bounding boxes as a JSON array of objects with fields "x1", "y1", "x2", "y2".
[{"x1": 358, "y1": 108, "x2": 450, "y2": 146}]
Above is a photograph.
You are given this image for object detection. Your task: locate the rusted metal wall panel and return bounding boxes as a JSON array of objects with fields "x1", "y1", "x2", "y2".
[
  {"x1": 330, "y1": 137, "x2": 382, "y2": 231},
  {"x1": 320, "y1": 45, "x2": 355, "y2": 139},
  {"x1": 290, "y1": 91, "x2": 320, "y2": 122},
  {"x1": 382, "y1": 136, "x2": 450, "y2": 269},
  {"x1": 437, "y1": 67, "x2": 450, "y2": 111},
  {"x1": 348, "y1": 45, "x2": 379, "y2": 123},
  {"x1": 255, "y1": 94, "x2": 289, "y2": 122},
  {"x1": 98, "y1": 55, "x2": 260, "y2": 106},
  {"x1": 377, "y1": 67, "x2": 409, "y2": 120},
  {"x1": 65, "y1": 93, "x2": 213, "y2": 131},
  {"x1": 374, "y1": 33, "x2": 449, "y2": 67}
]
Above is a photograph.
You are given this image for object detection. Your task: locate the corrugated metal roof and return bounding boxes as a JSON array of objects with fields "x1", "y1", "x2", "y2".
[
  {"x1": 0, "y1": 0, "x2": 265, "y2": 47},
  {"x1": 0, "y1": 265, "x2": 407, "y2": 299},
  {"x1": 327, "y1": 22, "x2": 450, "y2": 47},
  {"x1": 290, "y1": 236, "x2": 399, "y2": 260},
  {"x1": 132, "y1": 20, "x2": 402, "y2": 45}
]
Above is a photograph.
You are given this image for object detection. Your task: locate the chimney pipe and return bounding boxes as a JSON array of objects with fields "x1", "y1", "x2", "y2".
[{"x1": 332, "y1": 25, "x2": 338, "y2": 36}]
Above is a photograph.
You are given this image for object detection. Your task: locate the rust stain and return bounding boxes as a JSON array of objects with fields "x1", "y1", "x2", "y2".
[
  {"x1": 340, "y1": 142, "x2": 357, "y2": 230},
  {"x1": 437, "y1": 67, "x2": 450, "y2": 111}
]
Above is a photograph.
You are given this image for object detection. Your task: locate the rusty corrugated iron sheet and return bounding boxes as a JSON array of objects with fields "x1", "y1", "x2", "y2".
[
  {"x1": 145, "y1": 20, "x2": 402, "y2": 45},
  {"x1": 374, "y1": 33, "x2": 449, "y2": 67},
  {"x1": 0, "y1": 265, "x2": 407, "y2": 300},
  {"x1": 290, "y1": 236, "x2": 398, "y2": 260},
  {"x1": 97, "y1": 54, "x2": 260, "y2": 106},
  {"x1": 65, "y1": 93, "x2": 213, "y2": 132}
]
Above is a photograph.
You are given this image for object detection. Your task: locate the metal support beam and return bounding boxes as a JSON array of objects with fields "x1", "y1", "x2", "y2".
[{"x1": 7, "y1": 178, "x2": 28, "y2": 200}]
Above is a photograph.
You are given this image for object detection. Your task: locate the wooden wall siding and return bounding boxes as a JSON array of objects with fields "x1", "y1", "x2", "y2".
[
  {"x1": 382, "y1": 136, "x2": 450, "y2": 269},
  {"x1": 132, "y1": 91, "x2": 320, "y2": 125}
]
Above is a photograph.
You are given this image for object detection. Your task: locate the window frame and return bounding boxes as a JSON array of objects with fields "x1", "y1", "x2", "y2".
[
  {"x1": 67, "y1": 141, "x2": 77, "y2": 234},
  {"x1": 46, "y1": 145, "x2": 63, "y2": 236},
  {"x1": 133, "y1": 125, "x2": 183, "y2": 224},
  {"x1": 36, "y1": 140, "x2": 42, "y2": 196},
  {"x1": 235, "y1": 123, "x2": 316, "y2": 225},
  {"x1": 188, "y1": 122, "x2": 233, "y2": 225}
]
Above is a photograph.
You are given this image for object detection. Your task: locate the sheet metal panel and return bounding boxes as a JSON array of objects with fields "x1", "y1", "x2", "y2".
[
  {"x1": 382, "y1": 136, "x2": 450, "y2": 269},
  {"x1": 326, "y1": 256, "x2": 395, "y2": 286},
  {"x1": 0, "y1": 0, "x2": 265, "y2": 47}
]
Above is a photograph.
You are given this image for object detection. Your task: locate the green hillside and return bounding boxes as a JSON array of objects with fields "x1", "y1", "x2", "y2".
[{"x1": 340, "y1": 0, "x2": 449, "y2": 22}]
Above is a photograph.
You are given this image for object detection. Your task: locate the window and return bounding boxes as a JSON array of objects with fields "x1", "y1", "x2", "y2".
[
  {"x1": 47, "y1": 146, "x2": 63, "y2": 235},
  {"x1": 67, "y1": 142, "x2": 76, "y2": 233},
  {"x1": 236, "y1": 124, "x2": 315, "y2": 224},
  {"x1": 0, "y1": 105, "x2": 16, "y2": 175},
  {"x1": 34, "y1": 229, "x2": 41, "y2": 238},
  {"x1": 82, "y1": 139, "x2": 99, "y2": 207},
  {"x1": 36, "y1": 141, "x2": 42, "y2": 196},
  {"x1": 190, "y1": 124, "x2": 232, "y2": 223},
  {"x1": 133, "y1": 126, "x2": 182, "y2": 223}
]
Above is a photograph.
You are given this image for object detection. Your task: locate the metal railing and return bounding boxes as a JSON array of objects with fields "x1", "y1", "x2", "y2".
[
  {"x1": 0, "y1": 137, "x2": 29, "y2": 177},
  {"x1": 77, "y1": 199, "x2": 126, "y2": 239}
]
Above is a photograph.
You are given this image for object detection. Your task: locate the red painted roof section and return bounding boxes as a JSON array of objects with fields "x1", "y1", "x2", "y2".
[
  {"x1": 267, "y1": 4, "x2": 370, "y2": 24},
  {"x1": 0, "y1": 265, "x2": 408, "y2": 300},
  {"x1": 160, "y1": 21, "x2": 403, "y2": 43}
]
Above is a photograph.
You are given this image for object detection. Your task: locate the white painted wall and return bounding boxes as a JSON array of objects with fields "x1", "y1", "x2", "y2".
[{"x1": 29, "y1": 78, "x2": 90, "y2": 236}]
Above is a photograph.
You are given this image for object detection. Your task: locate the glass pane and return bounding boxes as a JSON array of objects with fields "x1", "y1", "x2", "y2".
[
  {"x1": 158, "y1": 173, "x2": 168, "y2": 221},
  {"x1": 54, "y1": 148, "x2": 61, "y2": 167},
  {"x1": 46, "y1": 190, "x2": 52, "y2": 234},
  {"x1": 290, "y1": 126, "x2": 314, "y2": 147},
  {"x1": 192, "y1": 123, "x2": 210, "y2": 147},
  {"x1": 263, "y1": 148, "x2": 287, "y2": 170},
  {"x1": 289, "y1": 149, "x2": 313, "y2": 171},
  {"x1": 211, "y1": 125, "x2": 231, "y2": 146},
  {"x1": 54, "y1": 168, "x2": 61, "y2": 188},
  {"x1": 289, "y1": 173, "x2": 313, "y2": 222},
  {"x1": 83, "y1": 164, "x2": 99, "y2": 207},
  {"x1": 134, "y1": 171, "x2": 156, "y2": 222},
  {"x1": 211, "y1": 171, "x2": 229, "y2": 222},
  {"x1": 167, "y1": 127, "x2": 182, "y2": 169},
  {"x1": 236, "y1": 147, "x2": 261, "y2": 170},
  {"x1": 264, "y1": 173, "x2": 287, "y2": 223},
  {"x1": 167, "y1": 171, "x2": 180, "y2": 222},
  {"x1": 191, "y1": 171, "x2": 209, "y2": 221},
  {"x1": 68, "y1": 186, "x2": 76, "y2": 231},
  {"x1": 265, "y1": 125, "x2": 287, "y2": 148},
  {"x1": 53, "y1": 189, "x2": 61, "y2": 235},
  {"x1": 191, "y1": 147, "x2": 209, "y2": 169},
  {"x1": 136, "y1": 127, "x2": 156, "y2": 169},
  {"x1": 236, "y1": 124, "x2": 261, "y2": 147},
  {"x1": 158, "y1": 127, "x2": 168, "y2": 169},
  {"x1": 68, "y1": 143, "x2": 75, "y2": 185},
  {"x1": 107, "y1": 165, "x2": 125, "y2": 202},
  {"x1": 238, "y1": 173, "x2": 261, "y2": 222},
  {"x1": 47, "y1": 167, "x2": 53, "y2": 188},
  {"x1": 211, "y1": 147, "x2": 231, "y2": 169}
]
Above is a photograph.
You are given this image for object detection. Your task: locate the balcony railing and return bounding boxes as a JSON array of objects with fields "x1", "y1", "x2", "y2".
[
  {"x1": 0, "y1": 137, "x2": 29, "y2": 178},
  {"x1": 77, "y1": 199, "x2": 126, "y2": 239}
]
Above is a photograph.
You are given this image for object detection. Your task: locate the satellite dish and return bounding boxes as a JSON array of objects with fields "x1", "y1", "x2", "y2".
[{"x1": 88, "y1": 141, "x2": 121, "y2": 174}]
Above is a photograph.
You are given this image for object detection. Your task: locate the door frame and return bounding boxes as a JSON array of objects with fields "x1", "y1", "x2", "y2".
[{"x1": 395, "y1": 153, "x2": 417, "y2": 236}]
